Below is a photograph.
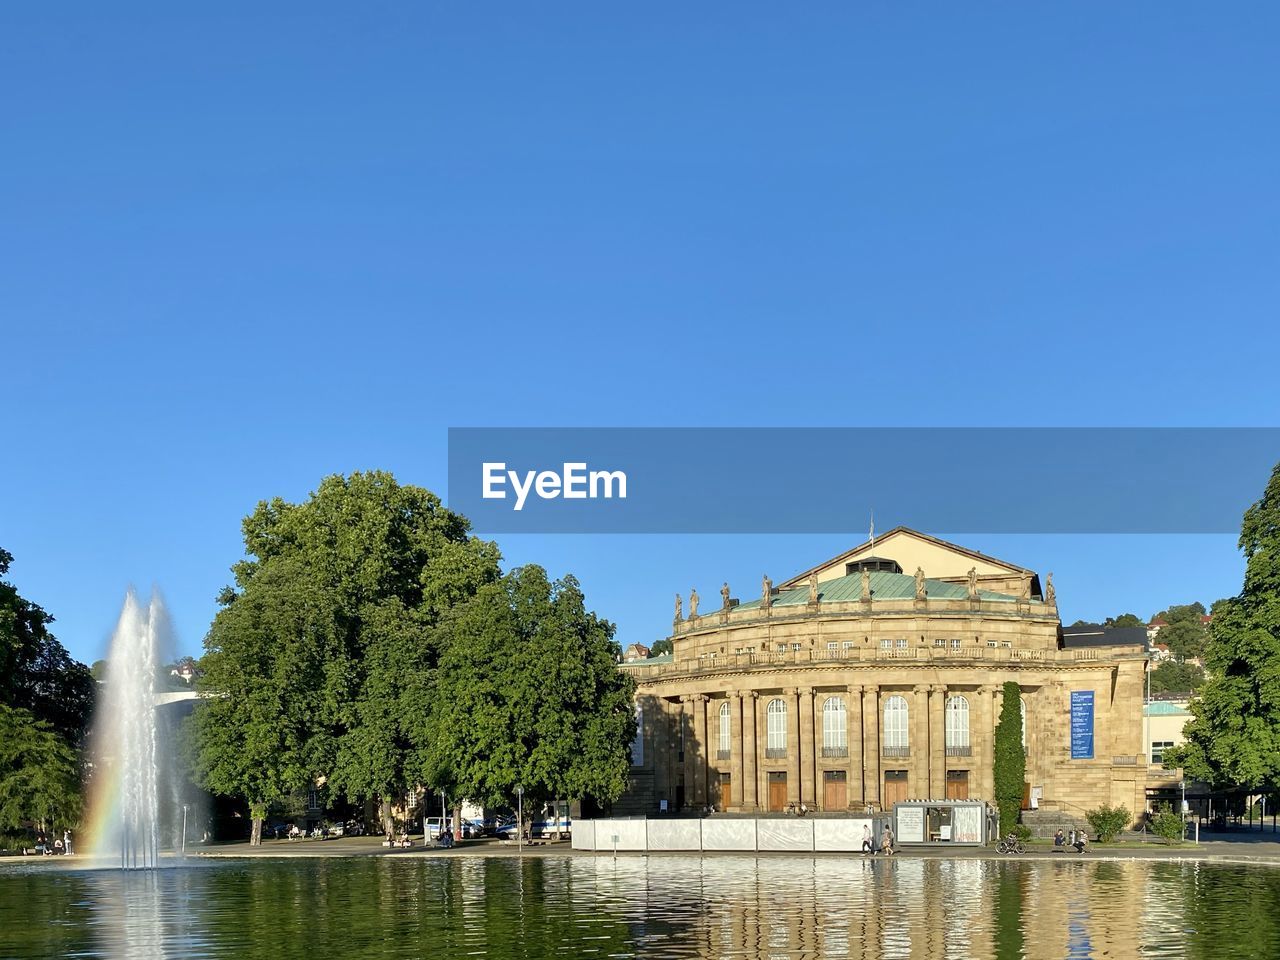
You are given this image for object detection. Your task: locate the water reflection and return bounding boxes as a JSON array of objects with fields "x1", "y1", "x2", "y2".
[{"x1": 1, "y1": 855, "x2": 1278, "y2": 959}]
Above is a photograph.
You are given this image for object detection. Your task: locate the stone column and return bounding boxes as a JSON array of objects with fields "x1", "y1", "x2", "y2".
[
  {"x1": 930, "y1": 684, "x2": 947, "y2": 800},
  {"x1": 742, "y1": 692, "x2": 758, "y2": 811},
  {"x1": 978, "y1": 685, "x2": 997, "y2": 803},
  {"x1": 785, "y1": 687, "x2": 800, "y2": 803},
  {"x1": 729, "y1": 693, "x2": 744, "y2": 810},
  {"x1": 799, "y1": 686, "x2": 815, "y2": 806},
  {"x1": 862, "y1": 686, "x2": 881, "y2": 808},
  {"x1": 912, "y1": 685, "x2": 930, "y2": 799},
  {"x1": 694, "y1": 695, "x2": 709, "y2": 806},
  {"x1": 847, "y1": 684, "x2": 863, "y2": 809},
  {"x1": 680, "y1": 696, "x2": 695, "y2": 810}
]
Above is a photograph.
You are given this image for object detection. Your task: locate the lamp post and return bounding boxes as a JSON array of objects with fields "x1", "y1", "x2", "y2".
[
  {"x1": 515, "y1": 785, "x2": 524, "y2": 856},
  {"x1": 181, "y1": 804, "x2": 188, "y2": 857}
]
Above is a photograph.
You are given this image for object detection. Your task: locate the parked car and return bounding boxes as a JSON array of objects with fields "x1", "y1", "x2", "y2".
[{"x1": 424, "y1": 817, "x2": 476, "y2": 840}]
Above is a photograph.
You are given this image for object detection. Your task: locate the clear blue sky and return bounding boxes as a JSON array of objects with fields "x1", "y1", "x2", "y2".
[{"x1": 2, "y1": 3, "x2": 1276, "y2": 665}]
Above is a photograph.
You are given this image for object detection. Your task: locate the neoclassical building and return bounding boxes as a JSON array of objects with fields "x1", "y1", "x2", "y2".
[{"x1": 618, "y1": 528, "x2": 1149, "y2": 820}]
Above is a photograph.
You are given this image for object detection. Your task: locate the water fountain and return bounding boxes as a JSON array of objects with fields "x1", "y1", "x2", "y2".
[{"x1": 86, "y1": 589, "x2": 167, "y2": 868}]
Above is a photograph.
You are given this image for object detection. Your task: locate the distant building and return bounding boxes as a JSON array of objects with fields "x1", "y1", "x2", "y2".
[{"x1": 622, "y1": 643, "x2": 652, "y2": 663}]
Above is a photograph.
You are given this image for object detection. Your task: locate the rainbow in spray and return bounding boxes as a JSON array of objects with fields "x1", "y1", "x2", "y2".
[{"x1": 83, "y1": 590, "x2": 164, "y2": 868}]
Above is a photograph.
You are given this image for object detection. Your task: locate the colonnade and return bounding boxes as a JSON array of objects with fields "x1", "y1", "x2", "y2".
[{"x1": 655, "y1": 683, "x2": 1009, "y2": 813}]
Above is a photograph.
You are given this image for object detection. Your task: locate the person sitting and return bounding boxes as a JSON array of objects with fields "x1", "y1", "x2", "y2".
[
  {"x1": 437, "y1": 827, "x2": 454, "y2": 849},
  {"x1": 1072, "y1": 832, "x2": 1088, "y2": 854},
  {"x1": 1053, "y1": 829, "x2": 1065, "y2": 850}
]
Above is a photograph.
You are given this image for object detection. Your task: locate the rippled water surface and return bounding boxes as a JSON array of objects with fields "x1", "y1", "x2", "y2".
[{"x1": 2, "y1": 855, "x2": 1279, "y2": 959}]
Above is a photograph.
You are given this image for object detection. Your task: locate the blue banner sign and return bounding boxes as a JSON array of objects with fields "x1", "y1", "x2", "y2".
[{"x1": 1070, "y1": 690, "x2": 1095, "y2": 760}]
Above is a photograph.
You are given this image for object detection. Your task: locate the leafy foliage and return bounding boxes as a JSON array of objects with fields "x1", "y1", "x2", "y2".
[
  {"x1": 1152, "y1": 602, "x2": 1209, "y2": 660},
  {"x1": 1164, "y1": 462, "x2": 1280, "y2": 789},
  {"x1": 426, "y1": 566, "x2": 637, "y2": 813},
  {"x1": 992, "y1": 681, "x2": 1025, "y2": 836},
  {"x1": 1104, "y1": 613, "x2": 1145, "y2": 629},
  {"x1": 0, "y1": 548, "x2": 95, "y2": 744},
  {"x1": 1149, "y1": 805, "x2": 1186, "y2": 844},
  {"x1": 187, "y1": 472, "x2": 501, "y2": 841},
  {"x1": 1148, "y1": 660, "x2": 1206, "y2": 696},
  {"x1": 0, "y1": 704, "x2": 83, "y2": 831},
  {"x1": 1085, "y1": 804, "x2": 1131, "y2": 842},
  {"x1": 649, "y1": 638, "x2": 673, "y2": 657}
]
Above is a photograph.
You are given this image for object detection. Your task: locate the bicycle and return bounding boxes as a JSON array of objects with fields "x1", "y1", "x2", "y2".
[{"x1": 995, "y1": 835, "x2": 1026, "y2": 855}]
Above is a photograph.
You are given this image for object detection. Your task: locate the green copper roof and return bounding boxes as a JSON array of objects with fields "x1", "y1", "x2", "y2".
[
  {"x1": 732, "y1": 570, "x2": 1019, "y2": 611},
  {"x1": 1144, "y1": 701, "x2": 1191, "y2": 716}
]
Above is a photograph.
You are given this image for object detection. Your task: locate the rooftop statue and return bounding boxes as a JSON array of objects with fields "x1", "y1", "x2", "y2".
[
  {"x1": 689, "y1": 588, "x2": 699, "y2": 618},
  {"x1": 914, "y1": 567, "x2": 926, "y2": 601}
]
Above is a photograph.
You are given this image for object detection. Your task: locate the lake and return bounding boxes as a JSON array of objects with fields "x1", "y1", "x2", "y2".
[{"x1": 2, "y1": 854, "x2": 1278, "y2": 959}]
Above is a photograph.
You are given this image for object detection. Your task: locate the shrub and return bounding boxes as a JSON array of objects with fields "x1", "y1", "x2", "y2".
[
  {"x1": 1085, "y1": 804, "x2": 1131, "y2": 842},
  {"x1": 992, "y1": 682, "x2": 1026, "y2": 836},
  {"x1": 1011, "y1": 824, "x2": 1033, "y2": 842},
  {"x1": 1149, "y1": 806, "x2": 1187, "y2": 844}
]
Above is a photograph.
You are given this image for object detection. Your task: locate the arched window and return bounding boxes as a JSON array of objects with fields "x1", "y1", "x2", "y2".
[
  {"x1": 718, "y1": 700, "x2": 731, "y2": 758},
  {"x1": 766, "y1": 698, "x2": 787, "y2": 757},
  {"x1": 1020, "y1": 697, "x2": 1027, "y2": 749},
  {"x1": 945, "y1": 696, "x2": 970, "y2": 751},
  {"x1": 822, "y1": 696, "x2": 847, "y2": 755},
  {"x1": 883, "y1": 695, "x2": 909, "y2": 751}
]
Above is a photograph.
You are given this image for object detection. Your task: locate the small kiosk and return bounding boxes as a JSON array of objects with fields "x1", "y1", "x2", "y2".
[{"x1": 892, "y1": 800, "x2": 992, "y2": 846}]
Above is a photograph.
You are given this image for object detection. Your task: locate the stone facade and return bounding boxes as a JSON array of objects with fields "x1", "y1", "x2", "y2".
[{"x1": 618, "y1": 529, "x2": 1149, "y2": 821}]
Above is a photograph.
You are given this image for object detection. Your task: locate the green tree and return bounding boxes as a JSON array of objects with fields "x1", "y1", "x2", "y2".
[
  {"x1": 1164, "y1": 463, "x2": 1280, "y2": 790},
  {"x1": 1152, "y1": 602, "x2": 1209, "y2": 660},
  {"x1": 0, "y1": 548, "x2": 95, "y2": 744},
  {"x1": 426, "y1": 566, "x2": 637, "y2": 828},
  {"x1": 1104, "y1": 613, "x2": 1145, "y2": 629},
  {"x1": 186, "y1": 559, "x2": 336, "y2": 844},
  {"x1": 649, "y1": 638, "x2": 673, "y2": 657},
  {"x1": 1148, "y1": 660, "x2": 1206, "y2": 696},
  {"x1": 0, "y1": 704, "x2": 83, "y2": 832},
  {"x1": 188, "y1": 471, "x2": 500, "y2": 842},
  {"x1": 992, "y1": 681, "x2": 1025, "y2": 836}
]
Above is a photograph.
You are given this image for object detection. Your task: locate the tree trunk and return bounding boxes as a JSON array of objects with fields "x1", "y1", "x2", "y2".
[
  {"x1": 452, "y1": 804, "x2": 463, "y2": 840},
  {"x1": 380, "y1": 798, "x2": 395, "y2": 839},
  {"x1": 250, "y1": 817, "x2": 263, "y2": 846}
]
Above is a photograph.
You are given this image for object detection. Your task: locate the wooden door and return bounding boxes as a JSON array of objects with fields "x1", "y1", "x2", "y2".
[
  {"x1": 883, "y1": 771, "x2": 909, "y2": 807},
  {"x1": 716, "y1": 772, "x2": 731, "y2": 810},
  {"x1": 945, "y1": 770, "x2": 969, "y2": 800},
  {"x1": 823, "y1": 771, "x2": 847, "y2": 811},
  {"x1": 768, "y1": 773, "x2": 787, "y2": 812}
]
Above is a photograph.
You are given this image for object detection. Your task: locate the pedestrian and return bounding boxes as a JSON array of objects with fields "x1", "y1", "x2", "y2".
[
  {"x1": 64, "y1": 829, "x2": 73, "y2": 856},
  {"x1": 861, "y1": 824, "x2": 873, "y2": 854},
  {"x1": 880, "y1": 825, "x2": 894, "y2": 856}
]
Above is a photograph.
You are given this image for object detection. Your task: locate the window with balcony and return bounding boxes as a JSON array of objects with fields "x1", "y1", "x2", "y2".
[
  {"x1": 766, "y1": 699, "x2": 787, "y2": 758},
  {"x1": 822, "y1": 696, "x2": 848, "y2": 757},
  {"x1": 950, "y1": 638, "x2": 961, "y2": 650},
  {"x1": 879, "y1": 639, "x2": 893, "y2": 650},
  {"x1": 934, "y1": 638, "x2": 946, "y2": 648},
  {"x1": 883, "y1": 695, "x2": 909, "y2": 757}
]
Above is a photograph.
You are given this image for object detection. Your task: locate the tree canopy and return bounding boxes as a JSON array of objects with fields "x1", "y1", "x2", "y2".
[
  {"x1": 1152, "y1": 602, "x2": 1209, "y2": 660},
  {"x1": 1148, "y1": 659, "x2": 1206, "y2": 697},
  {"x1": 425, "y1": 566, "x2": 636, "y2": 813},
  {"x1": 1165, "y1": 462, "x2": 1280, "y2": 788},
  {"x1": 187, "y1": 472, "x2": 502, "y2": 841},
  {"x1": 0, "y1": 549, "x2": 92, "y2": 832},
  {"x1": 0, "y1": 548, "x2": 95, "y2": 745},
  {"x1": 1104, "y1": 613, "x2": 1145, "y2": 629},
  {"x1": 0, "y1": 704, "x2": 84, "y2": 832}
]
